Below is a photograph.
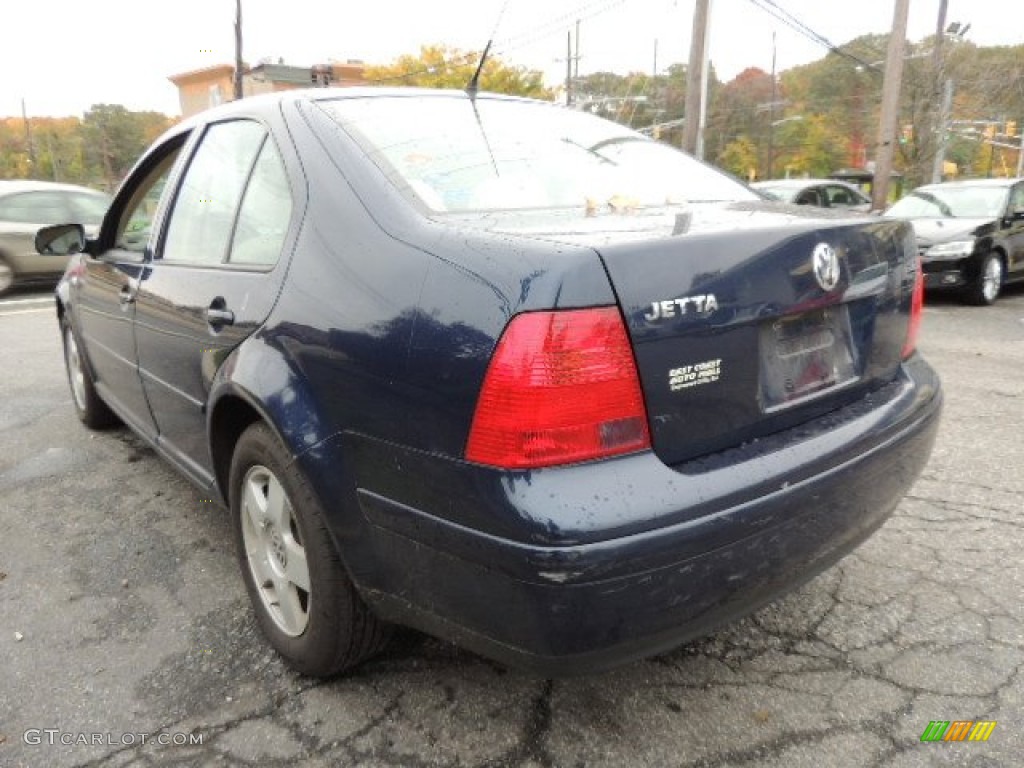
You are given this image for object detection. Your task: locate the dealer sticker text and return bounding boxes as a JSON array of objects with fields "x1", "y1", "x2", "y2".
[{"x1": 669, "y1": 359, "x2": 722, "y2": 391}]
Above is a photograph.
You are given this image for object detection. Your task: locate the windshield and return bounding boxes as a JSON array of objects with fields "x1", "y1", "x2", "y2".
[
  {"x1": 886, "y1": 186, "x2": 1009, "y2": 219},
  {"x1": 317, "y1": 96, "x2": 757, "y2": 213},
  {"x1": 754, "y1": 186, "x2": 791, "y2": 202}
]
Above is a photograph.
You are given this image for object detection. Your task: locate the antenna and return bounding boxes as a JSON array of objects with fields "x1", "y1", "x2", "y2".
[
  {"x1": 466, "y1": 0, "x2": 511, "y2": 97},
  {"x1": 466, "y1": 40, "x2": 493, "y2": 97}
]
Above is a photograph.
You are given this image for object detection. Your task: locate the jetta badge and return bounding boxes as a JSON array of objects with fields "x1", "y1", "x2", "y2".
[{"x1": 812, "y1": 242, "x2": 840, "y2": 292}]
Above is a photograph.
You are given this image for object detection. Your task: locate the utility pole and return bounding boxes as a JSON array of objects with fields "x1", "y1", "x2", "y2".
[
  {"x1": 683, "y1": 0, "x2": 712, "y2": 157},
  {"x1": 233, "y1": 0, "x2": 244, "y2": 100},
  {"x1": 574, "y1": 19, "x2": 580, "y2": 81},
  {"x1": 21, "y1": 98, "x2": 36, "y2": 178},
  {"x1": 871, "y1": 0, "x2": 911, "y2": 211},
  {"x1": 928, "y1": 0, "x2": 949, "y2": 183},
  {"x1": 696, "y1": 13, "x2": 712, "y2": 160},
  {"x1": 566, "y1": 31, "x2": 573, "y2": 106},
  {"x1": 766, "y1": 32, "x2": 777, "y2": 180},
  {"x1": 1015, "y1": 130, "x2": 1024, "y2": 178}
]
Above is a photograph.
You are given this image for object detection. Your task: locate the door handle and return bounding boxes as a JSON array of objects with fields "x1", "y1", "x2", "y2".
[
  {"x1": 119, "y1": 286, "x2": 135, "y2": 307},
  {"x1": 206, "y1": 305, "x2": 235, "y2": 328}
]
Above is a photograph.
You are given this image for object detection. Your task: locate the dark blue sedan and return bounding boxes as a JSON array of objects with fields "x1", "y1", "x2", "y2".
[{"x1": 37, "y1": 88, "x2": 942, "y2": 677}]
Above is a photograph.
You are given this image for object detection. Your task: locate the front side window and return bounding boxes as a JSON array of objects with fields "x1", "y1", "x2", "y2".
[
  {"x1": 827, "y1": 185, "x2": 857, "y2": 206},
  {"x1": 70, "y1": 193, "x2": 112, "y2": 226},
  {"x1": 116, "y1": 145, "x2": 185, "y2": 253},
  {"x1": 317, "y1": 96, "x2": 757, "y2": 213},
  {"x1": 1009, "y1": 183, "x2": 1024, "y2": 213},
  {"x1": 161, "y1": 121, "x2": 266, "y2": 265}
]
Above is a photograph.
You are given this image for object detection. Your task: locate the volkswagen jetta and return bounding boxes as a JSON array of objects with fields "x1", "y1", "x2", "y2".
[{"x1": 37, "y1": 88, "x2": 942, "y2": 677}]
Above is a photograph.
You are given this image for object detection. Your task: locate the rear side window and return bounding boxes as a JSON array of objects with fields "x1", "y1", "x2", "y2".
[
  {"x1": 162, "y1": 120, "x2": 266, "y2": 265},
  {"x1": 0, "y1": 191, "x2": 71, "y2": 224},
  {"x1": 228, "y1": 139, "x2": 292, "y2": 266}
]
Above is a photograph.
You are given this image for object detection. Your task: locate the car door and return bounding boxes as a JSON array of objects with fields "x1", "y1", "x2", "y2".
[
  {"x1": 73, "y1": 139, "x2": 189, "y2": 438},
  {"x1": 1004, "y1": 181, "x2": 1024, "y2": 276},
  {"x1": 133, "y1": 118, "x2": 296, "y2": 486}
]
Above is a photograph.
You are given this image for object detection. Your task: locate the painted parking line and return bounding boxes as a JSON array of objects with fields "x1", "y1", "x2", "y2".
[
  {"x1": 0, "y1": 308, "x2": 52, "y2": 317},
  {"x1": 0, "y1": 296, "x2": 53, "y2": 306}
]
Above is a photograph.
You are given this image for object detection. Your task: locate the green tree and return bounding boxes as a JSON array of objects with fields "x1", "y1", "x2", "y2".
[
  {"x1": 705, "y1": 67, "x2": 776, "y2": 175},
  {"x1": 718, "y1": 136, "x2": 758, "y2": 179},
  {"x1": 81, "y1": 105, "x2": 173, "y2": 190},
  {"x1": 363, "y1": 45, "x2": 552, "y2": 100},
  {"x1": 574, "y1": 64, "x2": 693, "y2": 145},
  {"x1": 770, "y1": 115, "x2": 847, "y2": 178}
]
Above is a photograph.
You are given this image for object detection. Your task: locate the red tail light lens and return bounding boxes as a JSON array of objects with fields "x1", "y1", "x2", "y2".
[
  {"x1": 466, "y1": 307, "x2": 651, "y2": 469},
  {"x1": 902, "y1": 256, "x2": 924, "y2": 359}
]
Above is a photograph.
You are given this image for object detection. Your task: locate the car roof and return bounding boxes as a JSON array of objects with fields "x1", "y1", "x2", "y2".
[
  {"x1": 0, "y1": 180, "x2": 109, "y2": 198},
  {"x1": 915, "y1": 178, "x2": 1020, "y2": 191},
  {"x1": 752, "y1": 178, "x2": 853, "y2": 189},
  {"x1": 178, "y1": 86, "x2": 542, "y2": 127}
]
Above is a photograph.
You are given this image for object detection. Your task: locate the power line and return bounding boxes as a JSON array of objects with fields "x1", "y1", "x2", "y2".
[
  {"x1": 361, "y1": 0, "x2": 627, "y2": 86},
  {"x1": 745, "y1": 0, "x2": 880, "y2": 73}
]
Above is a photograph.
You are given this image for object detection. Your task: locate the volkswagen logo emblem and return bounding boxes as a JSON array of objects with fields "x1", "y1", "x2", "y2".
[{"x1": 812, "y1": 243, "x2": 840, "y2": 292}]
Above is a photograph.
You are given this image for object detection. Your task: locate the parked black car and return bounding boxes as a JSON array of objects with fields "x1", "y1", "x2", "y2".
[
  {"x1": 884, "y1": 178, "x2": 1024, "y2": 305},
  {"x1": 37, "y1": 88, "x2": 942, "y2": 677}
]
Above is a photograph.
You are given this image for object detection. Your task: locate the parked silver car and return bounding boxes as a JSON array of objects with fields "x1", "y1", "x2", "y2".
[
  {"x1": 753, "y1": 178, "x2": 872, "y2": 213},
  {"x1": 0, "y1": 181, "x2": 110, "y2": 294}
]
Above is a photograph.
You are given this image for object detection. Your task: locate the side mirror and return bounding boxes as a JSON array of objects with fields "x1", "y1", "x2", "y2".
[{"x1": 35, "y1": 223, "x2": 86, "y2": 256}]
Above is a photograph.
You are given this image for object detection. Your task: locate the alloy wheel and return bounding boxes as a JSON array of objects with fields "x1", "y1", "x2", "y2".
[
  {"x1": 64, "y1": 327, "x2": 88, "y2": 413},
  {"x1": 240, "y1": 464, "x2": 311, "y2": 637},
  {"x1": 981, "y1": 256, "x2": 1002, "y2": 303}
]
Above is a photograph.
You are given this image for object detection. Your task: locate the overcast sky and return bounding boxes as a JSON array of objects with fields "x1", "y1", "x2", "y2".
[{"x1": 2, "y1": 0, "x2": 1019, "y2": 118}]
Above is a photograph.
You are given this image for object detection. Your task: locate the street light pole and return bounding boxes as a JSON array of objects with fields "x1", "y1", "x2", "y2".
[
  {"x1": 233, "y1": 0, "x2": 244, "y2": 101},
  {"x1": 931, "y1": 79, "x2": 954, "y2": 182},
  {"x1": 871, "y1": 0, "x2": 911, "y2": 211}
]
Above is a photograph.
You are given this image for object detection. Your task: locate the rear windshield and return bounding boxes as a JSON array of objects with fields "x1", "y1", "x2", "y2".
[
  {"x1": 317, "y1": 95, "x2": 757, "y2": 213},
  {"x1": 886, "y1": 186, "x2": 1009, "y2": 219}
]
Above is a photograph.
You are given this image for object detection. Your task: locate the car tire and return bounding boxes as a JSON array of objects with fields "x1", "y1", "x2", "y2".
[
  {"x1": 965, "y1": 252, "x2": 1003, "y2": 306},
  {"x1": 61, "y1": 316, "x2": 120, "y2": 429},
  {"x1": 0, "y1": 257, "x2": 13, "y2": 296},
  {"x1": 229, "y1": 422, "x2": 389, "y2": 677}
]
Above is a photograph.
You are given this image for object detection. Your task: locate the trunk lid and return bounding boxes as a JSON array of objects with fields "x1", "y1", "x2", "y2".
[{"x1": 471, "y1": 201, "x2": 917, "y2": 466}]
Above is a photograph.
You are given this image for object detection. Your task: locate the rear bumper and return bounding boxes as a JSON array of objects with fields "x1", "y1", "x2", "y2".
[{"x1": 340, "y1": 356, "x2": 942, "y2": 675}]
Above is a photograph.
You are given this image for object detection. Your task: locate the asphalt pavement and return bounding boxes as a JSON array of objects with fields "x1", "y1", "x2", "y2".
[{"x1": 1, "y1": 284, "x2": 1022, "y2": 767}]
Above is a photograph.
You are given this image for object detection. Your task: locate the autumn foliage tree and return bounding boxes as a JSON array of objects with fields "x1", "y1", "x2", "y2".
[
  {"x1": 363, "y1": 45, "x2": 552, "y2": 100},
  {"x1": 1, "y1": 106, "x2": 173, "y2": 191}
]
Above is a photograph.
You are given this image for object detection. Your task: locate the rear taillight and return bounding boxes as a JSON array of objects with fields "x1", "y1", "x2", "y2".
[
  {"x1": 466, "y1": 307, "x2": 651, "y2": 469},
  {"x1": 902, "y1": 256, "x2": 924, "y2": 359}
]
